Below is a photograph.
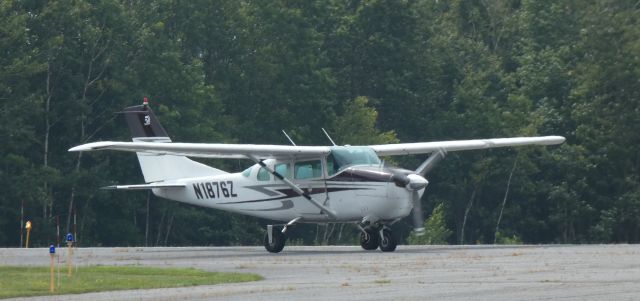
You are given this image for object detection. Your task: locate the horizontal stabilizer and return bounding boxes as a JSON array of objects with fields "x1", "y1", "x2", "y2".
[{"x1": 102, "y1": 182, "x2": 186, "y2": 190}]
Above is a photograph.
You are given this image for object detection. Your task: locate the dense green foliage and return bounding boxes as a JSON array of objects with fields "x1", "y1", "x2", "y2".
[
  {"x1": 1, "y1": 0, "x2": 638, "y2": 247},
  {"x1": 0, "y1": 265, "x2": 261, "y2": 298},
  {"x1": 408, "y1": 203, "x2": 452, "y2": 245}
]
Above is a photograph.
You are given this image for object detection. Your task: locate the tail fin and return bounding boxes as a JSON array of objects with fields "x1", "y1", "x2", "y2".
[{"x1": 123, "y1": 99, "x2": 226, "y2": 182}]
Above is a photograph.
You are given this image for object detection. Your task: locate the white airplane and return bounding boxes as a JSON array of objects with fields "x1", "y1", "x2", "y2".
[{"x1": 69, "y1": 99, "x2": 565, "y2": 253}]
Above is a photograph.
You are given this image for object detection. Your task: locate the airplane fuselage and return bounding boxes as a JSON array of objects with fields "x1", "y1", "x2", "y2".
[{"x1": 154, "y1": 164, "x2": 420, "y2": 224}]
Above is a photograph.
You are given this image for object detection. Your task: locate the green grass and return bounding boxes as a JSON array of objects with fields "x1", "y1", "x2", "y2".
[{"x1": 0, "y1": 265, "x2": 262, "y2": 299}]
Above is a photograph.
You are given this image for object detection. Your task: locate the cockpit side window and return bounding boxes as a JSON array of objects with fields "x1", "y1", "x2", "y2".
[
  {"x1": 275, "y1": 163, "x2": 291, "y2": 179},
  {"x1": 294, "y1": 160, "x2": 322, "y2": 179},
  {"x1": 326, "y1": 146, "x2": 381, "y2": 175},
  {"x1": 326, "y1": 154, "x2": 340, "y2": 175}
]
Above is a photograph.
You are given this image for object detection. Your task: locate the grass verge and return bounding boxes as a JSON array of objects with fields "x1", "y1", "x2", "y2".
[{"x1": 0, "y1": 265, "x2": 262, "y2": 299}]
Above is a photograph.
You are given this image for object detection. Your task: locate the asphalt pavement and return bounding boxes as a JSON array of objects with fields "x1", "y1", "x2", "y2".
[{"x1": 1, "y1": 244, "x2": 639, "y2": 300}]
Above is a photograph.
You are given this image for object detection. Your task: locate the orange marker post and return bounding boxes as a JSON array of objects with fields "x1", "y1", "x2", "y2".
[
  {"x1": 25, "y1": 221, "x2": 32, "y2": 248},
  {"x1": 49, "y1": 245, "x2": 56, "y2": 293}
]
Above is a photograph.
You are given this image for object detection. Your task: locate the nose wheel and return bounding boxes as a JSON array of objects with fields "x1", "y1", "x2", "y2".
[{"x1": 379, "y1": 228, "x2": 397, "y2": 252}]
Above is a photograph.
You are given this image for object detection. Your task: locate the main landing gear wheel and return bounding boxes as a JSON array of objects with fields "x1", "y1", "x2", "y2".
[
  {"x1": 264, "y1": 229, "x2": 286, "y2": 253},
  {"x1": 360, "y1": 229, "x2": 379, "y2": 250},
  {"x1": 379, "y1": 228, "x2": 397, "y2": 252}
]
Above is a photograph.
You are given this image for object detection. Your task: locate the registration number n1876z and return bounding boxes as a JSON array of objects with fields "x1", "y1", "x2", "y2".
[{"x1": 193, "y1": 181, "x2": 237, "y2": 199}]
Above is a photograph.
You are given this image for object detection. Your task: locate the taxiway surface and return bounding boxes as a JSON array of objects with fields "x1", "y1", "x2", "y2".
[{"x1": 1, "y1": 245, "x2": 639, "y2": 300}]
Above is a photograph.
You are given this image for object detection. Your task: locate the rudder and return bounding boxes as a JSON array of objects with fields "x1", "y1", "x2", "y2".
[{"x1": 123, "y1": 99, "x2": 226, "y2": 182}]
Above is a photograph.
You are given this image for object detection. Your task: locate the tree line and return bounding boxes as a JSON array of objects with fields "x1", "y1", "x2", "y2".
[{"x1": 1, "y1": 0, "x2": 639, "y2": 247}]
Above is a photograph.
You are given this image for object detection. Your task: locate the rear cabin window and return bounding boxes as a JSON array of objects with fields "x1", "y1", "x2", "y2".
[
  {"x1": 242, "y1": 166, "x2": 252, "y2": 177},
  {"x1": 294, "y1": 160, "x2": 323, "y2": 179},
  {"x1": 257, "y1": 167, "x2": 270, "y2": 181}
]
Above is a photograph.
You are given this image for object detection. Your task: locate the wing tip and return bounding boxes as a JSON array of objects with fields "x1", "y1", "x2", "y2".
[
  {"x1": 68, "y1": 145, "x2": 90, "y2": 152},
  {"x1": 68, "y1": 141, "x2": 117, "y2": 152},
  {"x1": 547, "y1": 135, "x2": 566, "y2": 145}
]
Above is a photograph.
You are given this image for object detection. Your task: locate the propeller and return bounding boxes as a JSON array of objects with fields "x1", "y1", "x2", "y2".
[
  {"x1": 390, "y1": 171, "x2": 429, "y2": 235},
  {"x1": 408, "y1": 149, "x2": 447, "y2": 236},
  {"x1": 412, "y1": 190, "x2": 425, "y2": 234}
]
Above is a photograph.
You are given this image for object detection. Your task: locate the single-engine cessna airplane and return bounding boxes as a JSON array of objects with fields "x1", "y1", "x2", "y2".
[{"x1": 69, "y1": 99, "x2": 565, "y2": 253}]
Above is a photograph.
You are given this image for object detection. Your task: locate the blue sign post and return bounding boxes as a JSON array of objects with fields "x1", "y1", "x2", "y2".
[
  {"x1": 49, "y1": 245, "x2": 55, "y2": 293},
  {"x1": 66, "y1": 233, "x2": 74, "y2": 277}
]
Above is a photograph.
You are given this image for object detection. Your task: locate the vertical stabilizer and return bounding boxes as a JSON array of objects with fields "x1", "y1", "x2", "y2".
[{"x1": 123, "y1": 99, "x2": 226, "y2": 182}]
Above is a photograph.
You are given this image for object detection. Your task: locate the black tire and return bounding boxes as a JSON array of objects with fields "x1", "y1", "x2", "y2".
[
  {"x1": 264, "y1": 229, "x2": 286, "y2": 253},
  {"x1": 379, "y1": 228, "x2": 397, "y2": 252},
  {"x1": 360, "y1": 229, "x2": 379, "y2": 250}
]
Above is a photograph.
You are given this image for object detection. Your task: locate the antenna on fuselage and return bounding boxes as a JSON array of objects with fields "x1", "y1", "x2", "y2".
[
  {"x1": 282, "y1": 130, "x2": 297, "y2": 146},
  {"x1": 321, "y1": 128, "x2": 337, "y2": 146}
]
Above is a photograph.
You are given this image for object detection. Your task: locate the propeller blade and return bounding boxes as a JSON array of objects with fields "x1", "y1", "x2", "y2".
[
  {"x1": 412, "y1": 190, "x2": 425, "y2": 236},
  {"x1": 389, "y1": 168, "x2": 428, "y2": 235},
  {"x1": 408, "y1": 150, "x2": 446, "y2": 236}
]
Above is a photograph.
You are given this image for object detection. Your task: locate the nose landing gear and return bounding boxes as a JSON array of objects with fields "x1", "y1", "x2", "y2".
[{"x1": 379, "y1": 228, "x2": 397, "y2": 252}]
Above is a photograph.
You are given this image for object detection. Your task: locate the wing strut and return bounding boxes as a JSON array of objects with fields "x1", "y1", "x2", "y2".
[{"x1": 247, "y1": 155, "x2": 337, "y2": 219}]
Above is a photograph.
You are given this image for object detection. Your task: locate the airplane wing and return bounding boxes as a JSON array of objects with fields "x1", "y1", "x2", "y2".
[
  {"x1": 369, "y1": 136, "x2": 565, "y2": 156},
  {"x1": 69, "y1": 141, "x2": 331, "y2": 160},
  {"x1": 102, "y1": 182, "x2": 187, "y2": 190},
  {"x1": 69, "y1": 136, "x2": 564, "y2": 159}
]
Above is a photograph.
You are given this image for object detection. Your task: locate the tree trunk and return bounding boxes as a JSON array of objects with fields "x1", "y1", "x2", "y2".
[
  {"x1": 156, "y1": 208, "x2": 166, "y2": 246},
  {"x1": 460, "y1": 187, "x2": 477, "y2": 244},
  {"x1": 145, "y1": 192, "x2": 150, "y2": 247},
  {"x1": 79, "y1": 198, "x2": 91, "y2": 245},
  {"x1": 321, "y1": 225, "x2": 328, "y2": 245},
  {"x1": 164, "y1": 213, "x2": 174, "y2": 246},
  {"x1": 66, "y1": 130, "x2": 83, "y2": 234},
  {"x1": 494, "y1": 157, "x2": 518, "y2": 244},
  {"x1": 337, "y1": 224, "x2": 345, "y2": 243},
  {"x1": 43, "y1": 62, "x2": 53, "y2": 219},
  {"x1": 66, "y1": 38, "x2": 110, "y2": 234},
  {"x1": 323, "y1": 224, "x2": 338, "y2": 245}
]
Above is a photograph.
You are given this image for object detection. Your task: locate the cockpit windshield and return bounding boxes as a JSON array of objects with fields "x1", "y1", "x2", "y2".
[{"x1": 326, "y1": 146, "x2": 381, "y2": 175}]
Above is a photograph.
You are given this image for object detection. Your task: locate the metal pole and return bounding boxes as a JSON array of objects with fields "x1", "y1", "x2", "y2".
[
  {"x1": 73, "y1": 208, "x2": 77, "y2": 247},
  {"x1": 56, "y1": 216, "x2": 60, "y2": 248},
  {"x1": 67, "y1": 242, "x2": 73, "y2": 276},
  {"x1": 20, "y1": 200, "x2": 24, "y2": 248},
  {"x1": 50, "y1": 254, "x2": 54, "y2": 293}
]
